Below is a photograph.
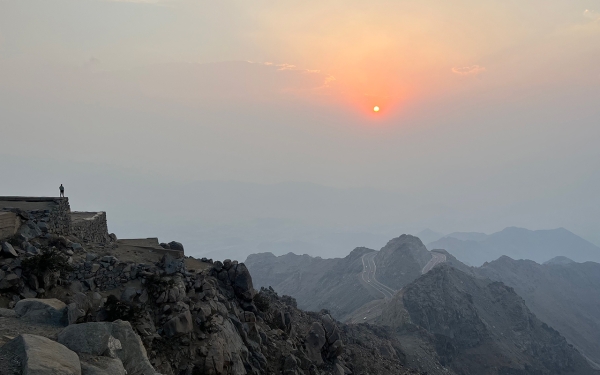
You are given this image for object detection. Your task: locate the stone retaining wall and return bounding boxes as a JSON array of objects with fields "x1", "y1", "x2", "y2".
[
  {"x1": 0, "y1": 197, "x2": 71, "y2": 236},
  {"x1": 70, "y1": 212, "x2": 110, "y2": 244}
]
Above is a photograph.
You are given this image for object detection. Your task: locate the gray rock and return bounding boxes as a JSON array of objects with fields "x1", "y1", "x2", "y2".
[
  {"x1": 163, "y1": 310, "x2": 193, "y2": 337},
  {"x1": 17, "y1": 220, "x2": 43, "y2": 241},
  {"x1": 161, "y1": 253, "x2": 184, "y2": 275},
  {"x1": 0, "y1": 273, "x2": 20, "y2": 290},
  {"x1": 70, "y1": 242, "x2": 83, "y2": 251},
  {"x1": 58, "y1": 320, "x2": 158, "y2": 375},
  {"x1": 231, "y1": 263, "x2": 255, "y2": 301},
  {"x1": 138, "y1": 289, "x2": 149, "y2": 303},
  {"x1": 23, "y1": 241, "x2": 40, "y2": 254},
  {"x1": 67, "y1": 303, "x2": 86, "y2": 325},
  {"x1": 168, "y1": 241, "x2": 184, "y2": 251},
  {"x1": 14, "y1": 298, "x2": 67, "y2": 325},
  {"x1": 0, "y1": 307, "x2": 17, "y2": 317},
  {"x1": 20, "y1": 287, "x2": 38, "y2": 299},
  {"x1": 58, "y1": 323, "x2": 122, "y2": 358},
  {"x1": 80, "y1": 355, "x2": 126, "y2": 375},
  {"x1": 0, "y1": 334, "x2": 81, "y2": 374},
  {"x1": 120, "y1": 287, "x2": 138, "y2": 304},
  {"x1": 37, "y1": 221, "x2": 49, "y2": 233},
  {"x1": 86, "y1": 253, "x2": 98, "y2": 262},
  {"x1": 283, "y1": 354, "x2": 299, "y2": 375},
  {"x1": 78, "y1": 356, "x2": 124, "y2": 375},
  {"x1": 1, "y1": 241, "x2": 18, "y2": 257},
  {"x1": 305, "y1": 322, "x2": 326, "y2": 364}
]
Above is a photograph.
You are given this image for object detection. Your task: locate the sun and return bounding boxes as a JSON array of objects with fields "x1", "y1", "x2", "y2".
[{"x1": 373, "y1": 106, "x2": 380, "y2": 112}]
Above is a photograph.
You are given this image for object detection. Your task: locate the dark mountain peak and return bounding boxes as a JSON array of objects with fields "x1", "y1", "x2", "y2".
[
  {"x1": 245, "y1": 251, "x2": 276, "y2": 262},
  {"x1": 380, "y1": 234, "x2": 426, "y2": 254},
  {"x1": 374, "y1": 234, "x2": 432, "y2": 290},
  {"x1": 346, "y1": 246, "x2": 374, "y2": 260},
  {"x1": 387, "y1": 263, "x2": 599, "y2": 375}
]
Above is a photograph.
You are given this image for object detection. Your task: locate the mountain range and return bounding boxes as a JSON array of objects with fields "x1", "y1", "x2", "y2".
[
  {"x1": 247, "y1": 233, "x2": 600, "y2": 373},
  {"x1": 427, "y1": 226, "x2": 600, "y2": 266}
]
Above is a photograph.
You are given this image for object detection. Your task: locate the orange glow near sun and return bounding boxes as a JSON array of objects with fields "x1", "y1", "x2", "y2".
[{"x1": 373, "y1": 106, "x2": 380, "y2": 112}]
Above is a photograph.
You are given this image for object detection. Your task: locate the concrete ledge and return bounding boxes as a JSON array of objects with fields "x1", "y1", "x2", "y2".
[
  {"x1": 0, "y1": 196, "x2": 67, "y2": 202},
  {"x1": 117, "y1": 238, "x2": 184, "y2": 258}
]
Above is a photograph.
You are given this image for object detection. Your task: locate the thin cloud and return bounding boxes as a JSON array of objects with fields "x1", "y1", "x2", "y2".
[{"x1": 452, "y1": 65, "x2": 486, "y2": 76}]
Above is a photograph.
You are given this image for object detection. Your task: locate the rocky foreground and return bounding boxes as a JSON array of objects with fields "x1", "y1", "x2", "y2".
[{"x1": 0, "y1": 222, "x2": 423, "y2": 374}]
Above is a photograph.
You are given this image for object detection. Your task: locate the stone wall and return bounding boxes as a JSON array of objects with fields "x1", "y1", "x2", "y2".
[
  {"x1": 0, "y1": 197, "x2": 71, "y2": 236},
  {"x1": 0, "y1": 212, "x2": 19, "y2": 240},
  {"x1": 70, "y1": 212, "x2": 110, "y2": 244}
]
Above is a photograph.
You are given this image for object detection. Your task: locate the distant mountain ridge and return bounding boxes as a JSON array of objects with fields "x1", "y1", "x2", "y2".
[
  {"x1": 245, "y1": 247, "x2": 379, "y2": 320},
  {"x1": 380, "y1": 265, "x2": 599, "y2": 375},
  {"x1": 476, "y1": 256, "x2": 600, "y2": 369},
  {"x1": 246, "y1": 235, "x2": 437, "y2": 321},
  {"x1": 428, "y1": 226, "x2": 600, "y2": 266}
]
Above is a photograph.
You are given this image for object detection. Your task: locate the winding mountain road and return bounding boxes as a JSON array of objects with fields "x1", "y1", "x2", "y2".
[
  {"x1": 361, "y1": 252, "x2": 396, "y2": 299},
  {"x1": 422, "y1": 252, "x2": 447, "y2": 274},
  {"x1": 349, "y1": 250, "x2": 447, "y2": 324}
]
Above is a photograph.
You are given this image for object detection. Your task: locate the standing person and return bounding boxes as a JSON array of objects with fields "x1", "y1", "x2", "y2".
[{"x1": 59, "y1": 184, "x2": 65, "y2": 197}]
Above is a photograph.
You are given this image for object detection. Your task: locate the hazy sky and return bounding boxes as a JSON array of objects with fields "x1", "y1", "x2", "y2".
[{"x1": 1, "y1": 0, "x2": 600, "y2": 255}]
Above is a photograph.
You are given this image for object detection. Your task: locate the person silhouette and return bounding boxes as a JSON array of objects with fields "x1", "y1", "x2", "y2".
[{"x1": 59, "y1": 184, "x2": 65, "y2": 197}]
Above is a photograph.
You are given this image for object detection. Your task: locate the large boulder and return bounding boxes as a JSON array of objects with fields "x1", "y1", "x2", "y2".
[
  {"x1": 58, "y1": 320, "x2": 159, "y2": 375},
  {"x1": 14, "y1": 298, "x2": 67, "y2": 325},
  {"x1": 0, "y1": 334, "x2": 81, "y2": 374},
  {"x1": 305, "y1": 322, "x2": 326, "y2": 364},
  {"x1": 168, "y1": 241, "x2": 184, "y2": 251},
  {"x1": 230, "y1": 263, "x2": 255, "y2": 301},
  {"x1": 163, "y1": 310, "x2": 193, "y2": 337},
  {"x1": 58, "y1": 322, "x2": 122, "y2": 358}
]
